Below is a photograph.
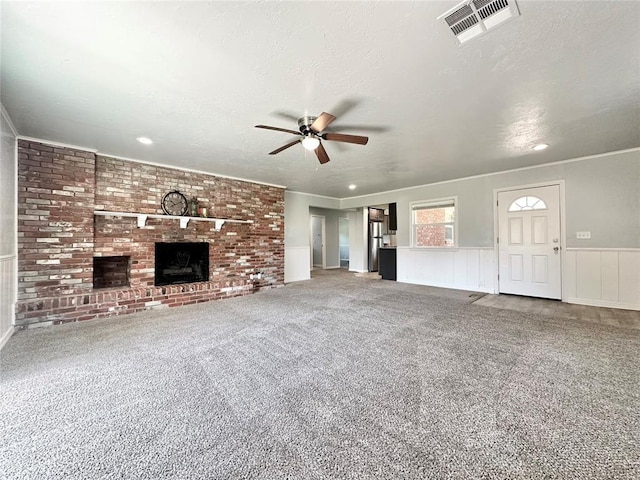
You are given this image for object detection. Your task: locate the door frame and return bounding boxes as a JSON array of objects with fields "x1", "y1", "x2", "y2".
[
  {"x1": 338, "y1": 216, "x2": 350, "y2": 268},
  {"x1": 310, "y1": 214, "x2": 326, "y2": 270},
  {"x1": 493, "y1": 180, "x2": 566, "y2": 299}
]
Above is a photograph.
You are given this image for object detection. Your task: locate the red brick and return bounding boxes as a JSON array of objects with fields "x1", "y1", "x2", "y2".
[{"x1": 16, "y1": 141, "x2": 284, "y2": 326}]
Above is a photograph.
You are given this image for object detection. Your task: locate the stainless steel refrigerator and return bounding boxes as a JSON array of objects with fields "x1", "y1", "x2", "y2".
[{"x1": 369, "y1": 221, "x2": 383, "y2": 272}]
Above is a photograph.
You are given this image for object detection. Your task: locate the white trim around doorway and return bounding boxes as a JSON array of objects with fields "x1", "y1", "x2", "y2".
[{"x1": 310, "y1": 215, "x2": 326, "y2": 270}]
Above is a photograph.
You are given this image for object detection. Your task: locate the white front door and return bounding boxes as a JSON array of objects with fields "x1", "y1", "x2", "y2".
[{"x1": 498, "y1": 184, "x2": 562, "y2": 299}]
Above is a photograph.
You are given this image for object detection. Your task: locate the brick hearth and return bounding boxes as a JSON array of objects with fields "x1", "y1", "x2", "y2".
[{"x1": 16, "y1": 140, "x2": 284, "y2": 326}]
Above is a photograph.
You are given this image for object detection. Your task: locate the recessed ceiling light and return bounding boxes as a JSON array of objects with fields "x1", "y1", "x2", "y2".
[
  {"x1": 348, "y1": 184, "x2": 356, "y2": 190},
  {"x1": 532, "y1": 143, "x2": 549, "y2": 151},
  {"x1": 136, "y1": 137, "x2": 153, "y2": 145}
]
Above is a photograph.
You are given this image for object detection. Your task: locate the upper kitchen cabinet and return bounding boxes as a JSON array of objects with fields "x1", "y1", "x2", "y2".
[
  {"x1": 368, "y1": 207, "x2": 385, "y2": 222},
  {"x1": 388, "y1": 203, "x2": 397, "y2": 231}
]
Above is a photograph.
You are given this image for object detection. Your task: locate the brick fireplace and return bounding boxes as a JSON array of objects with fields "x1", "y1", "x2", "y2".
[{"x1": 16, "y1": 140, "x2": 284, "y2": 326}]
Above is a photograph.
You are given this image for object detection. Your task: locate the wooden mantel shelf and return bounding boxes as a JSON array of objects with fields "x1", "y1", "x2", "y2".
[{"x1": 94, "y1": 211, "x2": 253, "y2": 231}]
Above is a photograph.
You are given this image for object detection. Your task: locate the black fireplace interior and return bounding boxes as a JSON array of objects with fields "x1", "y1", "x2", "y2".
[
  {"x1": 93, "y1": 255, "x2": 130, "y2": 289},
  {"x1": 155, "y1": 242, "x2": 209, "y2": 286}
]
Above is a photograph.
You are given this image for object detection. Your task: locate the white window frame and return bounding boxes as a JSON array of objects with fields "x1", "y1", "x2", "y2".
[{"x1": 410, "y1": 197, "x2": 458, "y2": 248}]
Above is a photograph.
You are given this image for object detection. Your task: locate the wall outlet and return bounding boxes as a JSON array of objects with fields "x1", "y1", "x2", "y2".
[{"x1": 576, "y1": 231, "x2": 591, "y2": 239}]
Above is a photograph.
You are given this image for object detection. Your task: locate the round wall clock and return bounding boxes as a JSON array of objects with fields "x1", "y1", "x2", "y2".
[{"x1": 161, "y1": 190, "x2": 189, "y2": 216}]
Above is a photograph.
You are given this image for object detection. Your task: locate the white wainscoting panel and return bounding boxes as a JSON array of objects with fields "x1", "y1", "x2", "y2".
[
  {"x1": 600, "y1": 251, "x2": 618, "y2": 303},
  {"x1": 618, "y1": 251, "x2": 640, "y2": 307},
  {"x1": 285, "y1": 246, "x2": 311, "y2": 283},
  {"x1": 0, "y1": 255, "x2": 17, "y2": 349},
  {"x1": 564, "y1": 248, "x2": 640, "y2": 310},
  {"x1": 397, "y1": 247, "x2": 495, "y2": 293}
]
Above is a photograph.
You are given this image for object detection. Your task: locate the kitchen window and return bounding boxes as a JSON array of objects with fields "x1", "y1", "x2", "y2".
[{"x1": 411, "y1": 198, "x2": 457, "y2": 247}]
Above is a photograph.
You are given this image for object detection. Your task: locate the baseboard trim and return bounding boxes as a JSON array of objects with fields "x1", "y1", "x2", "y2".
[
  {"x1": 397, "y1": 279, "x2": 493, "y2": 294},
  {"x1": 566, "y1": 297, "x2": 640, "y2": 311},
  {"x1": 349, "y1": 269, "x2": 369, "y2": 273},
  {"x1": 0, "y1": 326, "x2": 16, "y2": 351},
  {"x1": 565, "y1": 247, "x2": 640, "y2": 252},
  {"x1": 325, "y1": 265, "x2": 341, "y2": 270}
]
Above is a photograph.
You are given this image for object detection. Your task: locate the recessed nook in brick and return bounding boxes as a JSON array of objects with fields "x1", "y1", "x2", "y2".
[{"x1": 93, "y1": 256, "x2": 131, "y2": 289}]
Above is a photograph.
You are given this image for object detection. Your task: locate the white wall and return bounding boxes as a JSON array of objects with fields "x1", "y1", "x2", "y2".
[
  {"x1": 0, "y1": 105, "x2": 17, "y2": 348},
  {"x1": 341, "y1": 149, "x2": 640, "y2": 249},
  {"x1": 348, "y1": 208, "x2": 368, "y2": 273},
  {"x1": 284, "y1": 191, "x2": 340, "y2": 282},
  {"x1": 309, "y1": 207, "x2": 342, "y2": 268},
  {"x1": 285, "y1": 149, "x2": 640, "y2": 309}
]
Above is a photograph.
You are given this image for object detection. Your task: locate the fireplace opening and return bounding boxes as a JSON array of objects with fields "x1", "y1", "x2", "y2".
[
  {"x1": 155, "y1": 242, "x2": 210, "y2": 286},
  {"x1": 93, "y1": 256, "x2": 130, "y2": 289}
]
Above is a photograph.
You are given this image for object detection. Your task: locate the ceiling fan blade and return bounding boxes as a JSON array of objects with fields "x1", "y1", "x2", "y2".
[
  {"x1": 315, "y1": 143, "x2": 331, "y2": 164},
  {"x1": 255, "y1": 125, "x2": 301, "y2": 136},
  {"x1": 322, "y1": 132, "x2": 369, "y2": 145},
  {"x1": 310, "y1": 112, "x2": 336, "y2": 133},
  {"x1": 269, "y1": 139, "x2": 300, "y2": 155}
]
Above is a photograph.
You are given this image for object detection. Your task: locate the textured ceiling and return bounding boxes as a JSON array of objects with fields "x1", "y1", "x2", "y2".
[{"x1": 2, "y1": 1, "x2": 639, "y2": 198}]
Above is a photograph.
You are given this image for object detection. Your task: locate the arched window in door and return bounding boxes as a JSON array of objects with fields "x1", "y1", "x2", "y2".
[{"x1": 508, "y1": 196, "x2": 547, "y2": 212}]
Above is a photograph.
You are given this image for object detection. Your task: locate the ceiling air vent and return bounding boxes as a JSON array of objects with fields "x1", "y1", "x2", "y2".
[{"x1": 438, "y1": 0, "x2": 520, "y2": 45}]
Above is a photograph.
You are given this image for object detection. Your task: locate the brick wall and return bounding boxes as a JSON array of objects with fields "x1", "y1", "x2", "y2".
[
  {"x1": 16, "y1": 141, "x2": 284, "y2": 326},
  {"x1": 17, "y1": 141, "x2": 96, "y2": 299},
  {"x1": 415, "y1": 209, "x2": 450, "y2": 247},
  {"x1": 93, "y1": 256, "x2": 130, "y2": 288}
]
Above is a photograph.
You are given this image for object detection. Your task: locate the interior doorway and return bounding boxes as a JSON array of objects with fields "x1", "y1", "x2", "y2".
[
  {"x1": 339, "y1": 217, "x2": 350, "y2": 268},
  {"x1": 310, "y1": 215, "x2": 326, "y2": 269},
  {"x1": 496, "y1": 183, "x2": 563, "y2": 299}
]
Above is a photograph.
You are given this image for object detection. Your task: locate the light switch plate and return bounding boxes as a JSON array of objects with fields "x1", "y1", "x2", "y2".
[{"x1": 576, "y1": 231, "x2": 591, "y2": 239}]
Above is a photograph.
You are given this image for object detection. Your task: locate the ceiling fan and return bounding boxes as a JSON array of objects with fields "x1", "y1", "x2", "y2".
[{"x1": 255, "y1": 112, "x2": 369, "y2": 164}]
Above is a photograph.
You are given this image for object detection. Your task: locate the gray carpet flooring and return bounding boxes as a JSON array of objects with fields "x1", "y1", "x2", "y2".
[{"x1": 1, "y1": 269, "x2": 638, "y2": 479}]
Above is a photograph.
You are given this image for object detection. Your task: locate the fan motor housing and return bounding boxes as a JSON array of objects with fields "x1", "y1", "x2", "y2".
[{"x1": 298, "y1": 116, "x2": 317, "y2": 134}]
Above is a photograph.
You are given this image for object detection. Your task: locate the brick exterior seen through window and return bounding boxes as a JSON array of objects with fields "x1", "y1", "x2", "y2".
[{"x1": 414, "y1": 205, "x2": 455, "y2": 247}]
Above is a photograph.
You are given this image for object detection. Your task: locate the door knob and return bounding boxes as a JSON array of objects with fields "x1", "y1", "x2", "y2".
[{"x1": 553, "y1": 246, "x2": 559, "y2": 253}]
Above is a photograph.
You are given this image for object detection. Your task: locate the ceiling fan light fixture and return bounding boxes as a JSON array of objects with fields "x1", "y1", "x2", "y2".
[
  {"x1": 301, "y1": 135, "x2": 320, "y2": 151},
  {"x1": 255, "y1": 110, "x2": 368, "y2": 164}
]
